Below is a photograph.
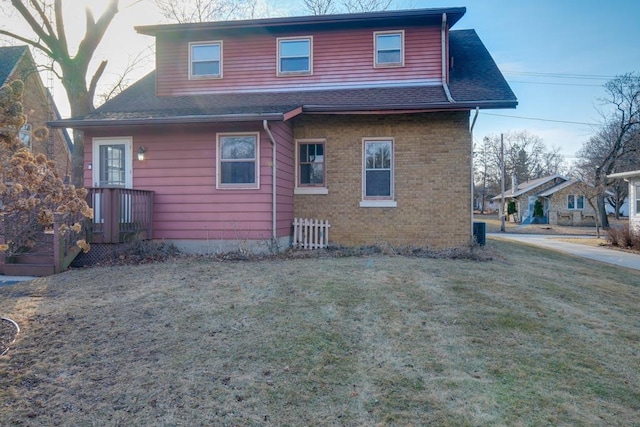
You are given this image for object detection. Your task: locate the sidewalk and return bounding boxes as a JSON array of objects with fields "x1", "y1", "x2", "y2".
[
  {"x1": 488, "y1": 233, "x2": 640, "y2": 271},
  {"x1": 0, "y1": 276, "x2": 36, "y2": 287}
]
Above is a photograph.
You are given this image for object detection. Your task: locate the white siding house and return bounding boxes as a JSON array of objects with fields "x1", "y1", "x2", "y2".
[{"x1": 608, "y1": 170, "x2": 640, "y2": 232}]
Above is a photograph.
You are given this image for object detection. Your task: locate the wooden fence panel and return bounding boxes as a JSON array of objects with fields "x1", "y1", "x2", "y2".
[{"x1": 292, "y1": 218, "x2": 330, "y2": 250}]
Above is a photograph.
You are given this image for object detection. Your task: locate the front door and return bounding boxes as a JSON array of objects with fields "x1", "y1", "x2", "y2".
[
  {"x1": 92, "y1": 137, "x2": 133, "y2": 189},
  {"x1": 92, "y1": 138, "x2": 133, "y2": 223}
]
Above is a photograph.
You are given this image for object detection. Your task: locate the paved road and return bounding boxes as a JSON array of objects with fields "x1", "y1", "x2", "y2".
[{"x1": 489, "y1": 233, "x2": 640, "y2": 271}]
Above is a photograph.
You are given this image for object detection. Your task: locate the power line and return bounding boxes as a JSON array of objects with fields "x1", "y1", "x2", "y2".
[
  {"x1": 482, "y1": 112, "x2": 598, "y2": 126},
  {"x1": 508, "y1": 80, "x2": 603, "y2": 88},
  {"x1": 501, "y1": 70, "x2": 615, "y2": 81}
]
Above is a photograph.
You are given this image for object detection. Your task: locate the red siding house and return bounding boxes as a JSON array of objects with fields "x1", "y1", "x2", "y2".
[{"x1": 53, "y1": 7, "x2": 517, "y2": 253}]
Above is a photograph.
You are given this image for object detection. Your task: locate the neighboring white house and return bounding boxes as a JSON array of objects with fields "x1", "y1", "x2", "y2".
[{"x1": 607, "y1": 170, "x2": 640, "y2": 232}]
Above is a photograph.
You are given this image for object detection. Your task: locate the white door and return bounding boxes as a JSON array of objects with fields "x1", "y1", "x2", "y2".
[
  {"x1": 92, "y1": 137, "x2": 133, "y2": 189},
  {"x1": 92, "y1": 138, "x2": 133, "y2": 223}
]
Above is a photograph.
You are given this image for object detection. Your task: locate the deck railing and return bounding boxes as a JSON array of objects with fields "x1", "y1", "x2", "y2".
[
  {"x1": 86, "y1": 188, "x2": 154, "y2": 244},
  {"x1": 53, "y1": 211, "x2": 88, "y2": 273}
]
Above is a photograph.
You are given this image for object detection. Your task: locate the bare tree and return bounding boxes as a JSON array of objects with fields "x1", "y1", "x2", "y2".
[
  {"x1": 571, "y1": 167, "x2": 604, "y2": 239},
  {"x1": 342, "y1": 0, "x2": 392, "y2": 13},
  {"x1": 303, "y1": 0, "x2": 336, "y2": 15},
  {"x1": 479, "y1": 130, "x2": 566, "y2": 191},
  {"x1": 0, "y1": 0, "x2": 120, "y2": 186},
  {"x1": 579, "y1": 72, "x2": 640, "y2": 227},
  {"x1": 155, "y1": 0, "x2": 258, "y2": 23}
]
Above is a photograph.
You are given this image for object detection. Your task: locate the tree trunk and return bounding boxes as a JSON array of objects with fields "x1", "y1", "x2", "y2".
[
  {"x1": 65, "y1": 80, "x2": 95, "y2": 187},
  {"x1": 597, "y1": 194, "x2": 609, "y2": 229}
]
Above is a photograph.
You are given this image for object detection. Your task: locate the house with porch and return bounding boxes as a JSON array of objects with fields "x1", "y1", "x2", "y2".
[
  {"x1": 50, "y1": 7, "x2": 517, "y2": 255},
  {"x1": 492, "y1": 175, "x2": 598, "y2": 226},
  {"x1": 608, "y1": 170, "x2": 640, "y2": 232}
]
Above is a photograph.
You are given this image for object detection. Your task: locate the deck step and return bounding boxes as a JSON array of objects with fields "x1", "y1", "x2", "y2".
[
  {"x1": 3, "y1": 263, "x2": 55, "y2": 277},
  {"x1": 9, "y1": 254, "x2": 54, "y2": 265}
]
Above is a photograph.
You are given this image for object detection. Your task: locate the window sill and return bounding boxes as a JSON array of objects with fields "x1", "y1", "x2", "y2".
[
  {"x1": 216, "y1": 184, "x2": 260, "y2": 190},
  {"x1": 359, "y1": 200, "x2": 397, "y2": 208},
  {"x1": 374, "y1": 62, "x2": 404, "y2": 69},
  {"x1": 295, "y1": 187, "x2": 328, "y2": 195},
  {"x1": 277, "y1": 71, "x2": 313, "y2": 77}
]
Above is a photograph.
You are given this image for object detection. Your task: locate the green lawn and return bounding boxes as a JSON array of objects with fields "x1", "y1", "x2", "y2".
[{"x1": 1, "y1": 239, "x2": 639, "y2": 426}]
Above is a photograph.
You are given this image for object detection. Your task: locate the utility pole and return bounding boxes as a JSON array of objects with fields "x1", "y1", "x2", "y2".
[{"x1": 500, "y1": 133, "x2": 505, "y2": 232}]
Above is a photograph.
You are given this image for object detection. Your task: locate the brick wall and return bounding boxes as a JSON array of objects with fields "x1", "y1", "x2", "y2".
[
  {"x1": 292, "y1": 112, "x2": 472, "y2": 248},
  {"x1": 11, "y1": 54, "x2": 72, "y2": 180},
  {"x1": 548, "y1": 184, "x2": 597, "y2": 226}
]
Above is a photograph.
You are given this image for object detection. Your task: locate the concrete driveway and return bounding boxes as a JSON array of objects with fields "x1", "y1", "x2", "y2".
[{"x1": 489, "y1": 233, "x2": 640, "y2": 271}]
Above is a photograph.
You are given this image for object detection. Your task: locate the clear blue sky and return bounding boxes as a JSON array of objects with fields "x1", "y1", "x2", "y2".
[
  {"x1": 396, "y1": 0, "x2": 640, "y2": 160},
  {"x1": 10, "y1": 0, "x2": 639, "y2": 162}
]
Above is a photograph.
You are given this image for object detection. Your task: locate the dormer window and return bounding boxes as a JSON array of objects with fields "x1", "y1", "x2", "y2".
[
  {"x1": 277, "y1": 37, "x2": 312, "y2": 76},
  {"x1": 189, "y1": 41, "x2": 222, "y2": 79},
  {"x1": 374, "y1": 31, "x2": 404, "y2": 68}
]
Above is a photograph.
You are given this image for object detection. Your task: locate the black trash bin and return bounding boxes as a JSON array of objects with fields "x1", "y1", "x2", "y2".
[{"x1": 473, "y1": 221, "x2": 486, "y2": 246}]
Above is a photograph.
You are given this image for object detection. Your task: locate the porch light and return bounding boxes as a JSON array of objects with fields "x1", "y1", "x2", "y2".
[{"x1": 137, "y1": 146, "x2": 146, "y2": 161}]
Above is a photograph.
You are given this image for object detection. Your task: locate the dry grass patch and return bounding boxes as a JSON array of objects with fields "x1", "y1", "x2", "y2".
[{"x1": 1, "y1": 242, "x2": 639, "y2": 425}]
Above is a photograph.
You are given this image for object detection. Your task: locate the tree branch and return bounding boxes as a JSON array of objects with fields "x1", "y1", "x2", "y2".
[
  {"x1": 75, "y1": 0, "x2": 118, "y2": 70},
  {"x1": 0, "y1": 29, "x2": 54, "y2": 57},
  {"x1": 27, "y1": 0, "x2": 56, "y2": 42},
  {"x1": 10, "y1": 0, "x2": 56, "y2": 51},
  {"x1": 54, "y1": 0, "x2": 69, "y2": 59},
  {"x1": 88, "y1": 60, "x2": 108, "y2": 101}
]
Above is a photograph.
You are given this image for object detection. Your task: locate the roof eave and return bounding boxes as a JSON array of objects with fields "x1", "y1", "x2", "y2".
[
  {"x1": 302, "y1": 100, "x2": 517, "y2": 113},
  {"x1": 607, "y1": 170, "x2": 640, "y2": 179},
  {"x1": 135, "y1": 7, "x2": 466, "y2": 36},
  {"x1": 48, "y1": 112, "x2": 285, "y2": 129}
]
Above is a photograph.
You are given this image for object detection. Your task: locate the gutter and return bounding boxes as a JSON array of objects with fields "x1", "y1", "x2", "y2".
[
  {"x1": 441, "y1": 13, "x2": 455, "y2": 103},
  {"x1": 48, "y1": 113, "x2": 285, "y2": 128},
  {"x1": 262, "y1": 120, "x2": 277, "y2": 242}
]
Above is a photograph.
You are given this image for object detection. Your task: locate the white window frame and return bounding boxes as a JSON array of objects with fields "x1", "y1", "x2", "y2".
[
  {"x1": 635, "y1": 184, "x2": 640, "y2": 215},
  {"x1": 19, "y1": 123, "x2": 32, "y2": 148},
  {"x1": 189, "y1": 41, "x2": 223, "y2": 79},
  {"x1": 374, "y1": 30, "x2": 404, "y2": 68},
  {"x1": 216, "y1": 132, "x2": 260, "y2": 190},
  {"x1": 295, "y1": 139, "x2": 328, "y2": 195},
  {"x1": 567, "y1": 194, "x2": 585, "y2": 210},
  {"x1": 360, "y1": 138, "x2": 396, "y2": 208},
  {"x1": 277, "y1": 36, "x2": 313, "y2": 76}
]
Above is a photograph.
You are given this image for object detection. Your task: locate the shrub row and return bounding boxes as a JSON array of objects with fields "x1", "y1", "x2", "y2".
[{"x1": 607, "y1": 224, "x2": 640, "y2": 250}]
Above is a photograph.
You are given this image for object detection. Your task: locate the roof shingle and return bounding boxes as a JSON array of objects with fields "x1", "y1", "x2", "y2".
[{"x1": 0, "y1": 46, "x2": 27, "y2": 85}]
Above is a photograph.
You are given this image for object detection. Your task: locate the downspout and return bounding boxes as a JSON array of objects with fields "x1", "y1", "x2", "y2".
[
  {"x1": 470, "y1": 107, "x2": 479, "y2": 234},
  {"x1": 470, "y1": 107, "x2": 480, "y2": 133},
  {"x1": 441, "y1": 13, "x2": 455, "y2": 103},
  {"x1": 263, "y1": 120, "x2": 277, "y2": 241}
]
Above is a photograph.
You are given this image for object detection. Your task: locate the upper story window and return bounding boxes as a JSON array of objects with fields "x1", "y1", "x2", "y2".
[
  {"x1": 295, "y1": 139, "x2": 327, "y2": 194},
  {"x1": 567, "y1": 194, "x2": 585, "y2": 210},
  {"x1": 190, "y1": 41, "x2": 222, "y2": 79},
  {"x1": 217, "y1": 133, "x2": 259, "y2": 189},
  {"x1": 374, "y1": 31, "x2": 404, "y2": 68},
  {"x1": 277, "y1": 37, "x2": 312, "y2": 76}
]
